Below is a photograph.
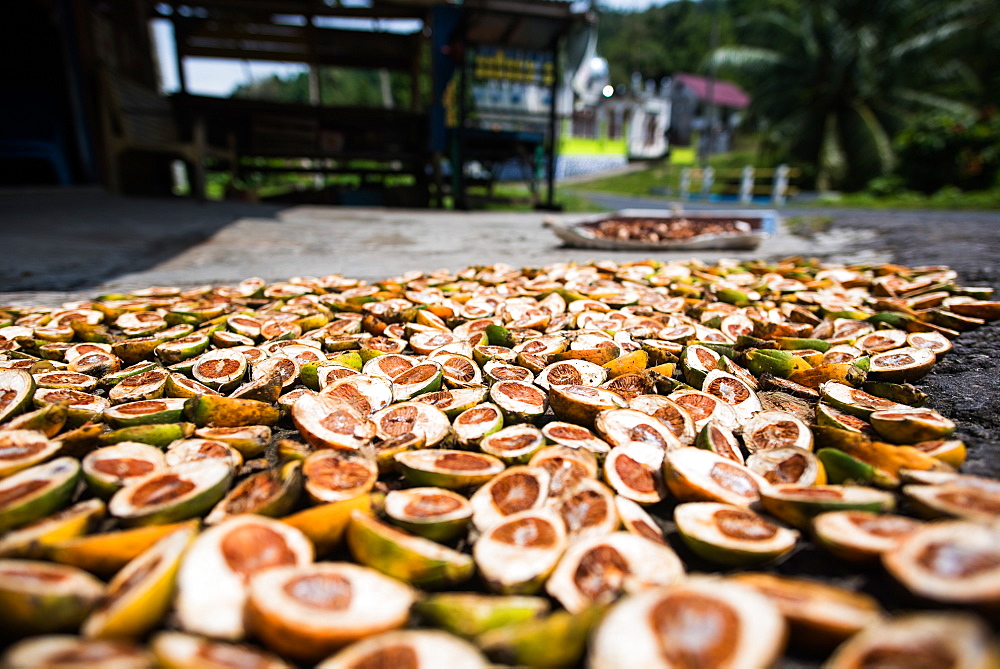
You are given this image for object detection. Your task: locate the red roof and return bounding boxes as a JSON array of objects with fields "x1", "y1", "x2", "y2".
[{"x1": 674, "y1": 73, "x2": 750, "y2": 109}]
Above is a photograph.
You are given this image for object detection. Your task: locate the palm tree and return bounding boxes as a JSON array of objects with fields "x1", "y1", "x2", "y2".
[{"x1": 712, "y1": 1, "x2": 979, "y2": 190}]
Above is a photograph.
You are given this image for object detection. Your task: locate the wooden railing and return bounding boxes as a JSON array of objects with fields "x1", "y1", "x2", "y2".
[{"x1": 679, "y1": 165, "x2": 800, "y2": 205}]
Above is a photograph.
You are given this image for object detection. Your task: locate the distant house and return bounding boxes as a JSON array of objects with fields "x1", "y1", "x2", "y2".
[{"x1": 670, "y1": 72, "x2": 751, "y2": 151}]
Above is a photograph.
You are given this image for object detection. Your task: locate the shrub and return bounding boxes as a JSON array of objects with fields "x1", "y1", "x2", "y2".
[{"x1": 894, "y1": 113, "x2": 1000, "y2": 193}]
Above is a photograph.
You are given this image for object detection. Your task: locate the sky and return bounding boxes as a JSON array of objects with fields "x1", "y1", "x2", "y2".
[{"x1": 153, "y1": 0, "x2": 674, "y2": 96}]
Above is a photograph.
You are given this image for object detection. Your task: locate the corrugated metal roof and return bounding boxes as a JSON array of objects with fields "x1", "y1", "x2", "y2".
[{"x1": 675, "y1": 72, "x2": 750, "y2": 109}]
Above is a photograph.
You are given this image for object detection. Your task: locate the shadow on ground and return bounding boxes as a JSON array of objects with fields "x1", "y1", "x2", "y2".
[{"x1": 0, "y1": 188, "x2": 285, "y2": 291}]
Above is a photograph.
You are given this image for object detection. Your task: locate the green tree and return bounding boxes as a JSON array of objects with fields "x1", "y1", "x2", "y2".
[{"x1": 711, "y1": 1, "x2": 980, "y2": 190}]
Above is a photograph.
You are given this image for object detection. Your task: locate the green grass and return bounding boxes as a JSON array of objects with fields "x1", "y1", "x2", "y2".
[{"x1": 815, "y1": 187, "x2": 1000, "y2": 210}]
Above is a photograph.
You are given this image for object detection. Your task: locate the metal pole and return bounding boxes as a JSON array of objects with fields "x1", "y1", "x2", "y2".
[{"x1": 544, "y1": 45, "x2": 560, "y2": 210}]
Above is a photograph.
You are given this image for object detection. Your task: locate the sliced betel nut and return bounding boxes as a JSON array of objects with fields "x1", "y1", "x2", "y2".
[
  {"x1": 0, "y1": 457, "x2": 80, "y2": 534},
  {"x1": 33, "y1": 370, "x2": 98, "y2": 393},
  {"x1": 346, "y1": 511, "x2": 474, "y2": 589},
  {"x1": 904, "y1": 481, "x2": 1000, "y2": 523},
  {"x1": 106, "y1": 367, "x2": 169, "y2": 404},
  {"x1": 615, "y1": 495, "x2": 668, "y2": 545},
  {"x1": 480, "y1": 424, "x2": 545, "y2": 465},
  {"x1": 452, "y1": 403, "x2": 504, "y2": 447},
  {"x1": 164, "y1": 371, "x2": 219, "y2": 399},
  {"x1": 674, "y1": 502, "x2": 799, "y2": 566},
  {"x1": 473, "y1": 508, "x2": 568, "y2": 595},
  {"x1": 67, "y1": 349, "x2": 121, "y2": 377},
  {"x1": 541, "y1": 421, "x2": 611, "y2": 456},
  {"x1": 0, "y1": 636, "x2": 153, "y2": 668},
  {"x1": 741, "y1": 410, "x2": 813, "y2": 453},
  {"x1": 391, "y1": 361, "x2": 444, "y2": 401},
  {"x1": 384, "y1": 487, "x2": 472, "y2": 542},
  {"x1": 413, "y1": 592, "x2": 550, "y2": 639},
  {"x1": 488, "y1": 380, "x2": 548, "y2": 424},
  {"x1": 826, "y1": 611, "x2": 999, "y2": 669},
  {"x1": 319, "y1": 630, "x2": 488, "y2": 669},
  {"x1": 470, "y1": 466, "x2": 550, "y2": 533},
  {"x1": 819, "y1": 380, "x2": 902, "y2": 418},
  {"x1": 361, "y1": 352, "x2": 415, "y2": 381},
  {"x1": 205, "y1": 460, "x2": 302, "y2": 525},
  {"x1": 681, "y1": 343, "x2": 721, "y2": 387},
  {"x1": 395, "y1": 449, "x2": 505, "y2": 490},
  {"x1": 869, "y1": 406, "x2": 956, "y2": 444},
  {"x1": 811, "y1": 510, "x2": 923, "y2": 562},
  {"x1": 663, "y1": 447, "x2": 768, "y2": 507},
  {"x1": 814, "y1": 402, "x2": 877, "y2": 436},
  {"x1": 0, "y1": 429, "x2": 62, "y2": 479},
  {"x1": 548, "y1": 384, "x2": 627, "y2": 428},
  {"x1": 81, "y1": 522, "x2": 197, "y2": 639},
  {"x1": 759, "y1": 484, "x2": 896, "y2": 530},
  {"x1": 694, "y1": 420, "x2": 744, "y2": 464},
  {"x1": 194, "y1": 424, "x2": 271, "y2": 459},
  {"x1": 907, "y1": 329, "x2": 953, "y2": 355},
  {"x1": 534, "y1": 359, "x2": 608, "y2": 390},
  {"x1": 320, "y1": 374, "x2": 393, "y2": 416},
  {"x1": 594, "y1": 408, "x2": 682, "y2": 452},
  {"x1": 746, "y1": 447, "x2": 825, "y2": 486},
  {"x1": 627, "y1": 394, "x2": 697, "y2": 445},
  {"x1": 911, "y1": 438, "x2": 967, "y2": 468},
  {"x1": 82, "y1": 442, "x2": 167, "y2": 499},
  {"x1": 2, "y1": 402, "x2": 68, "y2": 439},
  {"x1": 528, "y1": 445, "x2": 599, "y2": 497},
  {"x1": 435, "y1": 353, "x2": 483, "y2": 389},
  {"x1": 165, "y1": 438, "x2": 243, "y2": 471},
  {"x1": 867, "y1": 346, "x2": 936, "y2": 383},
  {"x1": 292, "y1": 394, "x2": 376, "y2": 451},
  {"x1": 883, "y1": 521, "x2": 1000, "y2": 606},
  {"x1": 0, "y1": 559, "x2": 105, "y2": 637},
  {"x1": 33, "y1": 388, "x2": 109, "y2": 427},
  {"x1": 730, "y1": 572, "x2": 883, "y2": 651},
  {"x1": 482, "y1": 361, "x2": 533, "y2": 385},
  {"x1": 0, "y1": 498, "x2": 105, "y2": 560},
  {"x1": 190, "y1": 349, "x2": 247, "y2": 393},
  {"x1": 155, "y1": 333, "x2": 210, "y2": 365},
  {"x1": 587, "y1": 578, "x2": 786, "y2": 669},
  {"x1": 603, "y1": 442, "x2": 668, "y2": 505},
  {"x1": 245, "y1": 563, "x2": 416, "y2": 663},
  {"x1": 303, "y1": 450, "x2": 377, "y2": 503},
  {"x1": 550, "y1": 478, "x2": 619, "y2": 541},
  {"x1": 372, "y1": 401, "x2": 452, "y2": 448},
  {"x1": 701, "y1": 369, "x2": 763, "y2": 423},
  {"x1": 667, "y1": 388, "x2": 739, "y2": 432},
  {"x1": 108, "y1": 459, "x2": 233, "y2": 526},
  {"x1": 151, "y1": 631, "x2": 291, "y2": 669},
  {"x1": 175, "y1": 514, "x2": 313, "y2": 640},
  {"x1": 103, "y1": 398, "x2": 187, "y2": 428},
  {"x1": 0, "y1": 369, "x2": 37, "y2": 422},
  {"x1": 412, "y1": 386, "x2": 489, "y2": 419},
  {"x1": 546, "y1": 531, "x2": 685, "y2": 613}
]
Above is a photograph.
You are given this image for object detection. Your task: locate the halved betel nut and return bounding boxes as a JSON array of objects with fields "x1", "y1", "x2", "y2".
[
  {"x1": 594, "y1": 408, "x2": 682, "y2": 452},
  {"x1": 482, "y1": 361, "x2": 533, "y2": 385},
  {"x1": 826, "y1": 611, "x2": 999, "y2": 669},
  {"x1": 452, "y1": 403, "x2": 504, "y2": 447},
  {"x1": 317, "y1": 629, "x2": 488, "y2": 669},
  {"x1": 741, "y1": 410, "x2": 812, "y2": 453},
  {"x1": 906, "y1": 329, "x2": 953, "y2": 355},
  {"x1": 694, "y1": 420, "x2": 744, "y2": 464},
  {"x1": 292, "y1": 394, "x2": 376, "y2": 451},
  {"x1": 411, "y1": 386, "x2": 489, "y2": 419},
  {"x1": 759, "y1": 484, "x2": 896, "y2": 530},
  {"x1": 540, "y1": 421, "x2": 610, "y2": 456},
  {"x1": 392, "y1": 361, "x2": 444, "y2": 401},
  {"x1": 320, "y1": 374, "x2": 393, "y2": 417},
  {"x1": 102, "y1": 398, "x2": 186, "y2": 429},
  {"x1": 395, "y1": 450, "x2": 505, "y2": 490},
  {"x1": 534, "y1": 359, "x2": 608, "y2": 390},
  {"x1": 681, "y1": 343, "x2": 720, "y2": 388},
  {"x1": 473, "y1": 508, "x2": 567, "y2": 595},
  {"x1": 108, "y1": 459, "x2": 232, "y2": 526},
  {"x1": 667, "y1": 388, "x2": 738, "y2": 432},
  {"x1": 701, "y1": 369, "x2": 762, "y2": 423},
  {"x1": 811, "y1": 510, "x2": 923, "y2": 562},
  {"x1": 155, "y1": 333, "x2": 210, "y2": 365},
  {"x1": 903, "y1": 482, "x2": 1000, "y2": 523},
  {"x1": 205, "y1": 460, "x2": 302, "y2": 525},
  {"x1": 818, "y1": 380, "x2": 902, "y2": 418},
  {"x1": 550, "y1": 478, "x2": 619, "y2": 541},
  {"x1": 746, "y1": 447, "x2": 825, "y2": 486},
  {"x1": 165, "y1": 438, "x2": 243, "y2": 471},
  {"x1": 245, "y1": 562, "x2": 415, "y2": 663},
  {"x1": 730, "y1": 572, "x2": 882, "y2": 650},
  {"x1": 548, "y1": 384, "x2": 627, "y2": 428},
  {"x1": 627, "y1": 394, "x2": 696, "y2": 445},
  {"x1": 603, "y1": 442, "x2": 668, "y2": 505},
  {"x1": 33, "y1": 388, "x2": 109, "y2": 427},
  {"x1": 911, "y1": 438, "x2": 967, "y2": 468},
  {"x1": 164, "y1": 371, "x2": 220, "y2": 399},
  {"x1": 546, "y1": 531, "x2": 685, "y2": 613},
  {"x1": 674, "y1": 502, "x2": 799, "y2": 566},
  {"x1": 0, "y1": 498, "x2": 105, "y2": 560},
  {"x1": 250, "y1": 355, "x2": 300, "y2": 390},
  {"x1": 614, "y1": 495, "x2": 667, "y2": 545},
  {"x1": 107, "y1": 367, "x2": 169, "y2": 404},
  {"x1": 0, "y1": 429, "x2": 62, "y2": 479},
  {"x1": 855, "y1": 329, "x2": 908, "y2": 353},
  {"x1": 867, "y1": 346, "x2": 936, "y2": 383},
  {"x1": 869, "y1": 406, "x2": 956, "y2": 444},
  {"x1": 346, "y1": 511, "x2": 474, "y2": 589},
  {"x1": 194, "y1": 424, "x2": 271, "y2": 459},
  {"x1": 528, "y1": 445, "x2": 599, "y2": 497},
  {"x1": 413, "y1": 592, "x2": 550, "y2": 639},
  {"x1": 303, "y1": 450, "x2": 377, "y2": 503},
  {"x1": 0, "y1": 559, "x2": 105, "y2": 637},
  {"x1": 0, "y1": 635, "x2": 153, "y2": 668},
  {"x1": 361, "y1": 352, "x2": 415, "y2": 381},
  {"x1": 81, "y1": 522, "x2": 197, "y2": 639},
  {"x1": 151, "y1": 631, "x2": 291, "y2": 669},
  {"x1": 82, "y1": 442, "x2": 167, "y2": 499},
  {"x1": 663, "y1": 447, "x2": 768, "y2": 507},
  {"x1": 33, "y1": 370, "x2": 98, "y2": 393},
  {"x1": 372, "y1": 401, "x2": 451, "y2": 448},
  {"x1": 434, "y1": 353, "x2": 482, "y2": 389},
  {"x1": 190, "y1": 349, "x2": 247, "y2": 393},
  {"x1": 384, "y1": 487, "x2": 472, "y2": 542},
  {"x1": 0, "y1": 457, "x2": 80, "y2": 534},
  {"x1": 2, "y1": 402, "x2": 68, "y2": 438},
  {"x1": 67, "y1": 349, "x2": 121, "y2": 378},
  {"x1": 469, "y1": 466, "x2": 550, "y2": 533},
  {"x1": 587, "y1": 578, "x2": 786, "y2": 669},
  {"x1": 489, "y1": 380, "x2": 547, "y2": 424},
  {"x1": 480, "y1": 424, "x2": 545, "y2": 464},
  {"x1": 175, "y1": 515, "x2": 313, "y2": 640}
]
